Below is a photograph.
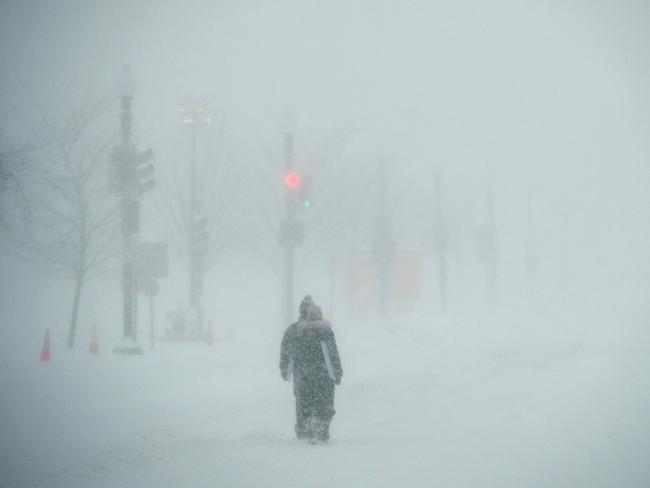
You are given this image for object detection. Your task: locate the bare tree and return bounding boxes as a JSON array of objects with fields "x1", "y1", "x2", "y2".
[
  {"x1": 14, "y1": 92, "x2": 119, "y2": 348},
  {"x1": 0, "y1": 125, "x2": 38, "y2": 227}
]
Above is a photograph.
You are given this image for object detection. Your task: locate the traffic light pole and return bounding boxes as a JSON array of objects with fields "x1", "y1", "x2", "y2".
[
  {"x1": 111, "y1": 67, "x2": 154, "y2": 355},
  {"x1": 433, "y1": 169, "x2": 448, "y2": 312},
  {"x1": 486, "y1": 187, "x2": 497, "y2": 305},
  {"x1": 116, "y1": 92, "x2": 141, "y2": 354},
  {"x1": 283, "y1": 132, "x2": 295, "y2": 326},
  {"x1": 373, "y1": 162, "x2": 394, "y2": 317},
  {"x1": 476, "y1": 186, "x2": 498, "y2": 306}
]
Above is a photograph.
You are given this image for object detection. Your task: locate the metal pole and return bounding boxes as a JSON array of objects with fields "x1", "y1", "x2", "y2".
[
  {"x1": 113, "y1": 66, "x2": 144, "y2": 355},
  {"x1": 187, "y1": 111, "x2": 204, "y2": 336},
  {"x1": 526, "y1": 194, "x2": 536, "y2": 298},
  {"x1": 487, "y1": 186, "x2": 497, "y2": 305},
  {"x1": 120, "y1": 94, "x2": 136, "y2": 342},
  {"x1": 283, "y1": 132, "x2": 295, "y2": 325},
  {"x1": 149, "y1": 294, "x2": 155, "y2": 350},
  {"x1": 377, "y1": 162, "x2": 389, "y2": 317},
  {"x1": 190, "y1": 118, "x2": 198, "y2": 317},
  {"x1": 434, "y1": 169, "x2": 447, "y2": 311},
  {"x1": 329, "y1": 255, "x2": 336, "y2": 322}
]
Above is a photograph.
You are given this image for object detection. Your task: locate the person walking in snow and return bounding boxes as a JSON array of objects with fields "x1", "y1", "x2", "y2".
[
  {"x1": 280, "y1": 295, "x2": 314, "y2": 438},
  {"x1": 280, "y1": 302, "x2": 343, "y2": 443}
]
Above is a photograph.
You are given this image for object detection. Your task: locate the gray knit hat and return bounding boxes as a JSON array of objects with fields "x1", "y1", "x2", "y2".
[{"x1": 298, "y1": 295, "x2": 314, "y2": 319}]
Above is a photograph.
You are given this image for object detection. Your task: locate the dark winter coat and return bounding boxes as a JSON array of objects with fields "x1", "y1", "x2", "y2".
[
  {"x1": 280, "y1": 316, "x2": 343, "y2": 426},
  {"x1": 280, "y1": 319, "x2": 343, "y2": 386},
  {"x1": 279, "y1": 321, "x2": 300, "y2": 381}
]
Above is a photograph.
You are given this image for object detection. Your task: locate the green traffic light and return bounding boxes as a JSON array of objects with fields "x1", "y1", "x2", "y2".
[{"x1": 303, "y1": 199, "x2": 311, "y2": 209}]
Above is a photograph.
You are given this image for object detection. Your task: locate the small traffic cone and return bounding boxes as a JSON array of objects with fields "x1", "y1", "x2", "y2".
[
  {"x1": 89, "y1": 324, "x2": 98, "y2": 355},
  {"x1": 40, "y1": 329, "x2": 51, "y2": 362},
  {"x1": 205, "y1": 320, "x2": 214, "y2": 346}
]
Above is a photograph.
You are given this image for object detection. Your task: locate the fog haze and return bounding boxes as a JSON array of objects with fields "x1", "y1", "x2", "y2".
[{"x1": 0, "y1": 1, "x2": 648, "y2": 486}]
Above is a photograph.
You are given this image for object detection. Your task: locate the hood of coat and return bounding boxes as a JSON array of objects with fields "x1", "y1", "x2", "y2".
[
  {"x1": 306, "y1": 304, "x2": 323, "y2": 321},
  {"x1": 297, "y1": 319, "x2": 332, "y2": 333}
]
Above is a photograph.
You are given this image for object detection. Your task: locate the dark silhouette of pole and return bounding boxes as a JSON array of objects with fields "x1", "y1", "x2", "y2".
[
  {"x1": 526, "y1": 194, "x2": 536, "y2": 298},
  {"x1": 112, "y1": 65, "x2": 145, "y2": 355},
  {"x1": 111, "y1": 66, "x2": 154, "y2": 354},
  {"x1": 149, "y1": 293, "x2": 155, "y2": 350},
  {"x1": 282, "y1": 132, "x2": 296, "y2": 325},
  {"x1": 120, "y1": 91, "x2": 137, "y2": 344},
  {"x1": 373, "y1": 162, "x2": 394, "y2": 317},
  {"x1": 329, "y1": 255, "x2": 337, "y2": 322},
  {"x1": 486, "y1": 186, "x2": 497, "y2": 305},
  {"x1": 180, "y1": 102, "x2": 210, "y2": 337},
  {"x1": 189, "y1": 114, "x2": 200, "y2": 329},
  {"x1": 433, "y1": 169, "x2": 448, "y2": 311}
]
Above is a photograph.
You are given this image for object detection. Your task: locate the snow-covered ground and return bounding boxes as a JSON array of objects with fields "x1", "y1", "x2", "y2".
[{"x1": 1, "y1": 312, "x2": 649, "y2": 488}]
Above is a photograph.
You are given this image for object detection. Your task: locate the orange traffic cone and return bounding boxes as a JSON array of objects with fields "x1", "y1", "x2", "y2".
[
  {"x1": 89, "y1": 324, "x2": 98, "y2": 355},
  {"x1": 205, "y1": 320, "x2": 214, "y2": 346},
  {"x1": 40, "y1": 329, "x2": 51, "y2": 362}
]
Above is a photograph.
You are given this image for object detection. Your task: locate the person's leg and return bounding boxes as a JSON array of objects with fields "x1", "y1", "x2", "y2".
[
  {"x1": 315, "y1": 385, "x2": 335, "y2": 442},
  {"x1": 295, "y1": 395, "x2": 306, "y2": 438},
  {"x1": 294, "y1": 379, "x2": 308, "y2": 439},
  {"x1": 320, "y1": 418, "x2": 330, "y2": 442},
  {"x1": 305, "y1": 416, "x2": 319, "y2": 444},
  {"x1": 301, "y1": 380, "x2": 322, "y2": 442}
]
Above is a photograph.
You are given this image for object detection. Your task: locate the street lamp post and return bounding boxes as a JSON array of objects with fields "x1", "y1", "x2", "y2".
[{"x1": 179, "y1": 101, "x2": 211, "y2": 337}]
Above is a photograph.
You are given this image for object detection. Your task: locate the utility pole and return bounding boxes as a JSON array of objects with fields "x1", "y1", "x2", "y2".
[
  {"x1": 282, "y1": 132, "x2": 296, "y2": 325},
  {"x1": 0, "y1": 161, "x2": 9, "y2": 227},
  {"x1": 477, "y1": 186, "x2": 498, "y2": 306},
  {"x1": 487, "y1": 187, "x2": 497, "y2": 305},
  {"x1": 111, "y1": 65, "x2": 154, "y2": 355},
  {"x1": 179, "y1": 102, "x2": 211, "y2": 338},
  {"x1": 329, "y1": 255, "x2": 337, "y2": 322},
  {"x1": 372, "y1": 162, "x2": 394, "y2": 317},
  {"x1": 526, "y1": 193, "x2": 536, "y2": 298},
  {"x1": 433, "y1": 169, "x2": 449, "y2": 311}
]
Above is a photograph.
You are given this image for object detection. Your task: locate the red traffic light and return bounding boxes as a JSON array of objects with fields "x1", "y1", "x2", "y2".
[{"x1": 284, "y1": 171, "x2": 300, "y2": 188}]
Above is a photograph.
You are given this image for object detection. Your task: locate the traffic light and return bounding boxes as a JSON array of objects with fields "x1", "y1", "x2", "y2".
[
  {"x1": 300, "y1": 175, "x2": 312, "y2": 209},
  {"x1": 283, "y1": 171, "x2": 312, "y2": 210},
  {"x1": 134, "y1": 148, "x2": 154, "y2": 194},
  {"x1": 108, "y1": 144, "x2": 154, "y2": 196},
  {"x1": 284, "y1": 171, "x2": 300, "y2": 188}
]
